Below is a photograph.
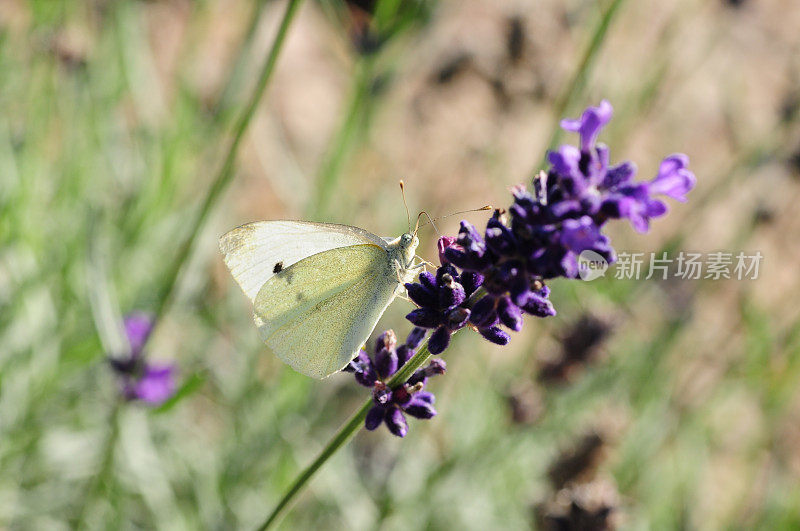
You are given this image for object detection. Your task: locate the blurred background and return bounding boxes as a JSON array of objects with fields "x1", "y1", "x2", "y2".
[{"x1": 2, "y1": 0, "x2": 800, "y2": 528}]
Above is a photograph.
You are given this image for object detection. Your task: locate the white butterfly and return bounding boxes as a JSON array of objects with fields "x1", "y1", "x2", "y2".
[{"x1": 219, "y1": 221, "x2": 420, "y2": 379}]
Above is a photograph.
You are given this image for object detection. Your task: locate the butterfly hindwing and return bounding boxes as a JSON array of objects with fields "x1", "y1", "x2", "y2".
[{"x1": 252, "y1": 244, "x2": 400, "y2": 379}]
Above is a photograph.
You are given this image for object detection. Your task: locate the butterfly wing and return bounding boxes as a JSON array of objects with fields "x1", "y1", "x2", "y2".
[
  {"x1": 219, "y1": 221, "x2": 386, "y2": 301},
  {"x1": 253, "y1": 243, "x2": 400, "y2": 379}
]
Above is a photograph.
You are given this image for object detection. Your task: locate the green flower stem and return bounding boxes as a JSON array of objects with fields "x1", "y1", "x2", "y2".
[
  {"x1": 537, "y1": 0, "x2": 628, "y2": 170},
  {"x1": 255, "y1": 398, "x2": 374, "y2": 531},
  {"x1": 72, "y1": 401, "x2": 121, "y2": 529},
  {"x1": 256, "y1": 342, "x2": 432, "y2": 530},
  {"x1": 152, "y1": 0, "x2": 304, "y2": 324},
  {"x1": 308, "y1": 57, "x2": 375, "y2": 219},
  {"x1": 307, "y1": 0, "x2": 416, "y2": 220},
  {"x1": 213, "y1": 0, "x2": 272, "y2": 121},
  {"x1": 257, "y1": 288, "x2": 486, "y2": 529}
]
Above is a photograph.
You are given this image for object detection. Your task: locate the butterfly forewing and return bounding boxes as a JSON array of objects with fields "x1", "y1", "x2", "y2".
[
  {"x1": 219, "y1": 221, "x2": 387, "y2": 301},
  {"x1": 252, "y1": 244, "x2": 400, "y2": 379}
]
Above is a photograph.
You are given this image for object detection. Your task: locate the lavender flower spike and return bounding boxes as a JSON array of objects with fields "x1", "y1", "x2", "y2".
[
  {"x1": 351, "y1": 100, "x2": 693, "y2": 436},
  {"x1": 411, "y1": 101, "x2": 692, "y2": 351},
  {"x1": 345, "y1": 328, "x2": 444, "y2": 437}
]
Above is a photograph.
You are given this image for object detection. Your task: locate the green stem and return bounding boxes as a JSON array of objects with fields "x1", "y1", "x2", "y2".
[
  {"x1": 307, "y1": 0, "x2": 419, "y2": 220},
  {"x1": 256, "y1": 289, "x2": 486, "y2": 529},
  {"x1": 536, "y1": 0, "x2": 628, "y2": 171},
  {"x1": 73, "y1": 401, "x2": 121, "y2": 529},
  {"x1": 213, "y1": 0, "x2": 271, "y2": 121},
  {"x1": 308, "y1": 57, "x2": 375, "y2": 219},
  {"x1": 152, "y1": 0, "x2": 304, "y2": 323},
  {"x1": 256, "y1": 340, "x2": 434, "y2": 530},
  {"x1": 255, "y1": 399, "x2": 373, "y2": 530}
]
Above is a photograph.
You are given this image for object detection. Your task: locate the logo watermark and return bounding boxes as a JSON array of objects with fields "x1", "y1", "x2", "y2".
[
  {"x1": 577, "y1": 251, "x2": 763, "y2": 281},
  {"x1": 577, "y1": 250, "x2": 609, "y2": 281}
]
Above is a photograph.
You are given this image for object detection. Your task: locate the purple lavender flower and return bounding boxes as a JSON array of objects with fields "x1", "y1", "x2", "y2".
[
  {"x1": 440, "y1": 216, "x2": 559, "y2": 331},
  {"x1": 649, "y1": 153, "x2": 696, "y2": 202},
  {"x1": 405, "y1": 263, "x2": 480, "y2": 354},
  {"x1": 437, "y1": 235, "x2": 459, "y2": 266},
  {"x1": 108, "y1": 313, "x2": 177, "y2": 406},
  {"x1": 554, "y1": 101, "x2": 697, "y2": 234},
  {"x1": 560, "y1": 99, "x2": 613, "y2": 152},
  {"x1": 405, "y1": 100, "x2": 693, "y2": 356},
  {"x1": 349, "y1": 100, "x2": 694, "y2": 435},
  {"x1": 344, "y1": 328, "x2": 444, "y2": 437}
]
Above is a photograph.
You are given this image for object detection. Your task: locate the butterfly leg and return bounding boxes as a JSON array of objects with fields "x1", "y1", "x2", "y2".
[
  {"x1": 414, "y1": 257, "x2": 435, "y2": 269},
  {"x1": 396, "y1": 292, "x2": 416, "y2": 305},
  {"x1": 406, "y1": 259, "x2": 430, "y2": 278},
  {"x1": 394, "y1": 262, "x2": 405, "y2": 284},
  {"x1": 394, "y1": 278, "x2": 420, "y2": 306}
]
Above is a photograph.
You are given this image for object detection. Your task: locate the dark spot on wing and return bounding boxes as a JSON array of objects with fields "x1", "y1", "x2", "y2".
[
  {"x1": 273, "y1": 261, "x2": 284, "y2": 273},
  {"x1": 296, "y1": 293, "x2": 306, "y2": 302}
]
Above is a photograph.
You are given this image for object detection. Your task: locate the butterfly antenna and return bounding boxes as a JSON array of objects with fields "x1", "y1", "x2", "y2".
[
  {"x1": 399, "y1": 180, "x2": 412, "y2": 233},
  {"x1": 414, "y1": 211, "x2": 439, "y2": 236},
  {"x1": 417, "y1": 205, "x2": 493, "y2": 229}
]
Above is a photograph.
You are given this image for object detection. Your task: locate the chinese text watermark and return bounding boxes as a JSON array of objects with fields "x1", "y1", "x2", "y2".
[{"x1": 578, "y1": 251, "x2": 763, "y2": 281}]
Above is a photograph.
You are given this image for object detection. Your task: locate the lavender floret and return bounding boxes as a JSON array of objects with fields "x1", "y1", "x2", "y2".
[{"x1": 346, "y1": 328, "x2": 444, "y2": 437}]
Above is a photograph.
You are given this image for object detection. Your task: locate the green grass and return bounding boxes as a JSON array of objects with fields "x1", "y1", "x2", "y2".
[{"x1": 1, "y1": 0, "x2": 798, "y2": 529}]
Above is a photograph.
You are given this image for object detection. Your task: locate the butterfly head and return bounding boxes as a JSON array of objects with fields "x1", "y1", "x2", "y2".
[
  {"x1": 391, "y1": 232, "x2": 419, "y2": 268},
  {"x1": 400, "y1": 232, "x2": 419, "y2": 253}
]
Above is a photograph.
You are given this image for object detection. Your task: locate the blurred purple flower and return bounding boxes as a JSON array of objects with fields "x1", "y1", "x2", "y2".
[
  {"x1": 560, "y1": 216, "x2": 602, "y2": 254},
  {"x1": 122, "y1": 364, "x2": 176, "y2": 404},
  {"x1": 554, "y1": 102, "x2": 696, "y2": 234},
  {"x1": 123, "y1": 313, "x2": 153, "y2": 356},
  {"x1": 437, "y1": 235, "x2": 458, "y2": 265},
  {"x1": 108, "y1": 313, "x2": 177, "y2": 406}
]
